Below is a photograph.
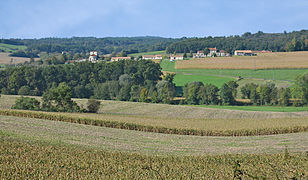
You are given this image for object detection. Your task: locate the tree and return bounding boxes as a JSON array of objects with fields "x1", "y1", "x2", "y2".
[
  {"x1": 42, "y1": 82, "x2": 80, "y2": 112},
  {"x1": 87, "y1": 99, "x2": 101, "y2": 113},
  {"x1": 156, "y1": 80, "x2": 176, "y2": 104},
  {"x1": 278, "y1": 88, "x2": 291, "y2": 106},
  {"x1": 220, "y1": 83, "x2": 235, "y2": 105},
  {"x1": 94, "y1": 83, "x2": 110, "y2": 100},
  {"x1": 117, "y1": 84, "x2": 131, "y2": 101},
  {"x1": 119, "y1": 74, "x2": 132, "y2": 87},
  {"x1": 183, "y1": 82, "x2": 203, "y2": 105},
  {"x1": 139, "y1": 88, "x2": 148, "y2": 102},
  {"x1": 12, "y1": 96, "x2": 40, "y2": 110},
  {"x1": 226, "y1": 81, "x2": 239, "y2": 98},
  {"x1": 18, "y1": 85, "x2": 31, "y2": 95},
  {"x1": 198, "y1": 84, "x2": 219, "y2": 105},
  {"x1": 130, "y1": 85, "x2": 141, "y2": 102},
  {"x1": 294, "y1": 73, "x2": 308, "y2": 105}
]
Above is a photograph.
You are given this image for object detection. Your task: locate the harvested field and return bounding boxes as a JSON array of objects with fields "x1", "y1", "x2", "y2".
[
  {"x1": 176, "y1": 51, "x2": 308, "y2": 69},
  {"x1": 0, "y1": 53, "x2": 39, "y2": 64},
  {"x1": 1, "y1": 115, "x2": 308, "y2": 155}
]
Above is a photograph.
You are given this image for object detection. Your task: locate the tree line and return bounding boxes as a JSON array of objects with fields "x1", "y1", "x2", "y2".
[
  {"x1": 2, "y1": 60, "x2": 308, "y2": 108},
  {"x1": 3, "y1": 37, "x2": 179, "y2": 58},
  {"x1": 166, "y1": 30, "x2": 308, "y2": 53}
]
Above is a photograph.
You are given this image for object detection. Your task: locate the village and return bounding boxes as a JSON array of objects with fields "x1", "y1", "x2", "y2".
[{"x1": 73, "y1": 48, "x2": 272, "y2": 64}]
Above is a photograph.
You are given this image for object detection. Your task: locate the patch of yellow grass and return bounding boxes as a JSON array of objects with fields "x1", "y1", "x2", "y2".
[
  {"x1": 176, "y1": 51, "x2": 308, "y2": 69},
  {"x1": 0, "y1": 53, "x2": 39, "y2": 64}
]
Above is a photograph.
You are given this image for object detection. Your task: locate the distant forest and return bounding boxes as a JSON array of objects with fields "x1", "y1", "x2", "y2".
[
  {"x1": 1, "y1": 30, "x2": 308, "y2": 58},
  {"x1": 166, "y1": 30, "x2": 308, "y2": 53}
]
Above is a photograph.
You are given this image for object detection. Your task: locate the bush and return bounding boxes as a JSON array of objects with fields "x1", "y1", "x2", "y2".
[
  {"x1": 12, "y1": 96, "x2": 40, "y2": 110},
  {"x1": 18, "y1": 86, "x2": 31, "y2": 95},
  {"x1": 87, "y1": 99, "x2": 101, "y2": 113}
]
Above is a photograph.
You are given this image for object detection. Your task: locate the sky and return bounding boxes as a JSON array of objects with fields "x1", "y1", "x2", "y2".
[{"x1": 0, "y1": 0, "x2": 308, "y2": 38}]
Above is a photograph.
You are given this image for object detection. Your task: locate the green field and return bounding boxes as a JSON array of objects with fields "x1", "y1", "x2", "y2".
[
  {"x1": 0, "y1": 43, "x2": 27, "y2": 52},
  {"x1": 161, "y1": 60, "x2": 308, "y2": 87},
  {"x1": 128, "y1": 50, "x2": 165, "y2": 57}
]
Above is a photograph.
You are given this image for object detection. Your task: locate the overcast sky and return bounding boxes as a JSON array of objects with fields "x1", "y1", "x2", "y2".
[{"x1": 0, "y1": 0, "x2": 308, "y2": 38}]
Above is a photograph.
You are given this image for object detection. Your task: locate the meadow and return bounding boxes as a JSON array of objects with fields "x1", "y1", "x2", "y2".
[{"x1": 1, "y1": 121, "x2": 308, "y2": 179}]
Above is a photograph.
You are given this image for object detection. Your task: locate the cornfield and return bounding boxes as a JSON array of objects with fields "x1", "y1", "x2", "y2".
[
  {"x1": 0, "y1": 134, "x2": 307, "y2": 179},
  {"x1": 1, "y1": 109, "x2": 308, "y2": 136}
]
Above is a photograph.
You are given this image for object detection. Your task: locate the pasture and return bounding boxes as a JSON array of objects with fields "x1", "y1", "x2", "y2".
[
  {"x1": 0, "y1": 53, "x2": 39, "y2": 64},
  {"x1": 176, "y1": 51, "x2": 308, "y2": 69}
]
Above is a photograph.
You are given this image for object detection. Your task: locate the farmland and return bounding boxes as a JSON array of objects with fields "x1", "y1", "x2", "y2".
[
  {"x1": 0, "y1": 52, "x2": 39, "y2": 65},
  {"x1": 1, "y1": 132, "x2": 307, "y2": 179},
  {"x1": 176, "y1": 51, "x2": 308, "y2": 69},
  {"x1": 1, "y1": 95, "x2": 308, "y2": 136}
]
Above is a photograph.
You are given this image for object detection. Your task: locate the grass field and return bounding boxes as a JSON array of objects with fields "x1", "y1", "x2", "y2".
[
  {"x1": 176, "y1": 51, "x2": 308, "y2": 69},
  {"x1": 0, "y1": 43, "x2": 27, "y2": 53},
  {"x1": 128, "y1": 50, "x2": 166, "y2": 57},
  {"x1": 1, "y1": 132, "x2": 307, "y2": 179},
  {"x1": 0, "y1": 52, "x2": 39, "y2": 64}
]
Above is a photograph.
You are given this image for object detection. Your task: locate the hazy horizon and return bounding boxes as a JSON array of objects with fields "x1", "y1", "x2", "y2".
[{"x1": 1, "y1": 0, "x2": 308, "y2": 39}]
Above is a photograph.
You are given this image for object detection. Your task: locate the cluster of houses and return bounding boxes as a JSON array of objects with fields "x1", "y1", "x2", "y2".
[
  {"x1": 67, "y1": 48, "x2": 273, "y2": 64},
  {"x1": 194, "y1": 48, "x2": 230, "y2": 58}
]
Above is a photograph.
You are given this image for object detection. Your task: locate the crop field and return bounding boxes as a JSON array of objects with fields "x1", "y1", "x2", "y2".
[
  {"x1": 0, "y1": 43, "x2": 27, "y2": 53},
  {"x1": 0, "y1": 53, "x2": 39, "y2": 64},
  {"x1": 161, "y1": 60, "x2": 308, "y2": 83},
  {"x1": 2, "y1": 95, "x2": 308, "y2": 136},
  {"x1": 176, "y1": 51, "x2": 308, "y2": 69},
  {"x1": 1, "y1": 116, "x2": 308, "y2": 155},
  {"x1": 1, "y1": 117, "x2": 308, "y2": 179},
  {"x1": 128, "y1": 50, "x2": 166, "y2": 57}
]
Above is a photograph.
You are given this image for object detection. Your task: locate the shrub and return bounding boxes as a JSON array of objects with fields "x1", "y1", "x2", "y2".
[
  {"x1": 87, "y1": 99, "x2": 101, "y2": 113},
  {"x1": 12, "y1": 96, "x2": 40, "y2": 110}
]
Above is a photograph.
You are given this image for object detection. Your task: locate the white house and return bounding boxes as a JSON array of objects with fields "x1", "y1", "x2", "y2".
[
  {"x1": 170, "y1": 55, "x2": 184, "y2": 61},
  {"x1": 234, "y1": 50, "x2": 256, "y2": 56},
  {"x1": 194, "y1": 50, "x2": 206, "y2": 58},
  {"x1": 89, "y1": 51, "x2": 98, "y2": 63},
  {"x1": 142, "y1": 55, "x2": 163, "y2": 60},
  {"x1": 208, "y1": 48, "x2": 217, "y2": 56},
  {"x1": 111, "y1": 57, "x2": 132, "y2": 62}
]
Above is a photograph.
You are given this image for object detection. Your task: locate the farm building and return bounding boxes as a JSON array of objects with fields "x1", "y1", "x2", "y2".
[
  {"x1": 170, "y1": 55, "x2": 184, "y2": 61},
  {"x1": 194, "y1": 51, "x2": 206, "y2": 58},
  {"x1": 89, "y1": 51, "x2": 98, "y2": 63},
  {"x1": 111, "y1": 57, "x2": 132, "y2": 62},
  {"x1": 234, "y1": 50, "x2": 257, "y2": 56},
  {"x1": 142, "y1": 55, "x2": 163, "y2": 60},
  {"x1": 216, "y1": 50, "x2": 230, "y2": 57},
  {"x1": 208, "y1": 48, "x2": 217, "y2": 56}
]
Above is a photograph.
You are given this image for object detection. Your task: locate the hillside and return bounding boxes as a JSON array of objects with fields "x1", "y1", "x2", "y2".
[{"x1": 166, "y1": 30, "x2": 308, "y2": 53}]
